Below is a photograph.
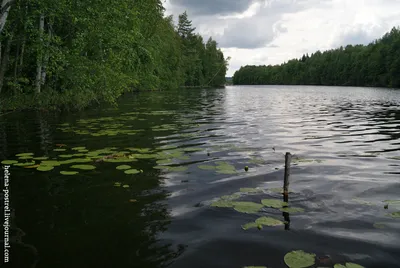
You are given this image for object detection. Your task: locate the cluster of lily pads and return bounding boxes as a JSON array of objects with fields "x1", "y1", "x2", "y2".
[
  {"x1": 210, "y1": 187, "x2": 304, "y2": 230},
  {"x1": 351, "y1": 198, "x2": 400, "y2": 222},
  {"x1": 243, "y1": 250, "x2": 365, "y2": 268}
]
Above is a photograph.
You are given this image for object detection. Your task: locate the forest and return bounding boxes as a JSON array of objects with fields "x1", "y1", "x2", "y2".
[
  {"x1": 233, "y1": 27, "x2": 400, "y2": 88},
  {"x1": 0, "y1": 0, "x2": 228, "y2": 110}
]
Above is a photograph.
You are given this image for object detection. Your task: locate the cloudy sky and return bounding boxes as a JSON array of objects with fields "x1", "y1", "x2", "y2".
[{"x1": 164, "y1": 0, "x2": 400, "y2": 76}]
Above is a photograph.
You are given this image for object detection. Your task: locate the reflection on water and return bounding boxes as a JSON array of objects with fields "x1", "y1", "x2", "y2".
[{"x1": 1, "y1": 85, "x2": 400, "y2": 268}]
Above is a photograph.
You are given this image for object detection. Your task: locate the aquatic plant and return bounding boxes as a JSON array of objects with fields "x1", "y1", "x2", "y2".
[
  {"x1": 284, "y1": 250, "x2": 316, "y2": 268},
  {"x1": 334, "y1": 263, "x2": 365, "y2": 268}
]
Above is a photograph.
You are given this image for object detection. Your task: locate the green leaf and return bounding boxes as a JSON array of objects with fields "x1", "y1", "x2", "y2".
[
  {"x1": 220, "y1": 193, "x2": 241, "y2": 200},
  {"x1": 33, "y1": 157, "x2": 49, "y2": 160},
  {"x1": 19, "y1": 156, "x2": 33, "y2": 160},
  {"x1": 284, "y1": 250, "x2": 316, "y2": 268},
  {"x1": 210, "y1": 200, "x2": 234, "y2": 208},
  {"x1": 124, "y1": 169, "x2": 140, "y2": 174},
  {"x1": 72, "y1": 147, "x2": 86, "y2": 150},
  {"x1": 241, "y1": 222, "x2": 259, "y2": 230},
  {"x1": 198, "y1": 165, "x2": 216, "y2": 170},
  {"x1": 116, "y1": 165, "x2": 131, "y2": 170},
  {"x1": 114, "y1": 182, "x2": 121, "y2": 187},
  {"x1": 261, "y1": 199, "x2": 288, "y2": 208},
  {"x1": 60, "y1": 171, "x2": 79, "y2": 175},
  {"x1": 14, "y1": 161, "x2": 35, "y2": 166},
  {"x1": 16, "y1": 153, "x2": 34, "y2": 157},
  {"x1": 232, "y1": 201, "x2": 264, "y2": 213},
  {"x1": 37, "y1": 165, "x2": 54, "y2": 172},
  {"x1": 1, "y1": 160, "x2": 18, "y2": 165},
  {"x1": 54, "y1": 149, "x2": 67, "y2": 152},
  {"x1": 122, "y1": 184, "x2": 130, "y2": 188},
  {"x1": 70, "y1": 165, "x2": 96, "y2": 170},
  {"x1": 383, "y1": 200, "x2": 400, "y2": 204},
  {"x1": 255, "y1": 216, "x2": 284, "y2": 226},
  {"x1": 280, "y1": 207, "x2": 305, "y2": 213},
  {"x1": 389, "y1": 211, "x2": 400, "y2": 218}
]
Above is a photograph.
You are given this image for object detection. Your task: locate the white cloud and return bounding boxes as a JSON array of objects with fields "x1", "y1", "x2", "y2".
[{"x1": 165, "y1": 0, "x2": 400, "y2": 76}]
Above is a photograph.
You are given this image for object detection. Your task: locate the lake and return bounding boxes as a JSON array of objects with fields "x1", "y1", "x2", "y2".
[{"x1": 1, "y1": 85, "x2": 400, "y2": 268}]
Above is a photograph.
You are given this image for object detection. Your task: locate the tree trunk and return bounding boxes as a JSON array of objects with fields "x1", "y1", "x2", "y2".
[
  {"x1": 0, "y1": 0, "x2": 14, "y2": 34},
  {"x1": 35, "y1": 14, "x2": 44, "y2": 94},
  {"x1": 41, "y1": 25, "x2": 51, "y2": 86},
  {"x1": 0, "y1": 33, "x2": 12, "y2": 93}
]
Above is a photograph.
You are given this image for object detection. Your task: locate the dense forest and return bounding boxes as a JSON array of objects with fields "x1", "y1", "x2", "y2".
[
  {"x1": 233, "y1": 27, "x2": 400, "y2": 88},
  {"x1": 0, "y1": 0, "x2": 228, "y2": 110}
]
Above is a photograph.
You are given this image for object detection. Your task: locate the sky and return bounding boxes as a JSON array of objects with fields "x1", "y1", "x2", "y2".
[{"x1": 164, "y1": 0, "x2": 400, "y2": 77}]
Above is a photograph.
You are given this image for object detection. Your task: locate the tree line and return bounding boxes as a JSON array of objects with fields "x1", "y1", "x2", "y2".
[
  {"x1": 233, "y1": 27, "x2": 400, "y2": 88},
  {"x1": 0, "y1": 0, "x2": 228, "y2": 110}
]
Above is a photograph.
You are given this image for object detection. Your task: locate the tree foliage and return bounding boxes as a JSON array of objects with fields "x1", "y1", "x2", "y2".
[
  {"x1": 0, "y1": 1, "x2": 228, "y2": 110},
  {"x1": 233, "y1": 27, "x2": 400, "y2": 88}
]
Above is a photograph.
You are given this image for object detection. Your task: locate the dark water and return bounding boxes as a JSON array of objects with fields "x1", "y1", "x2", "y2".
[{"x1": 1, "y1": 85, "x2": 400, "y2": 268}]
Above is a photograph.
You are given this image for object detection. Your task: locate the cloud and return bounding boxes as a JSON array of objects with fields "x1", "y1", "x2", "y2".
[
  {"x1": 169, "y1": 0, "x2": 257, "y2": 16},
  {"x1": 165, "y1": 0, "x2": 400, "y2": 76}
]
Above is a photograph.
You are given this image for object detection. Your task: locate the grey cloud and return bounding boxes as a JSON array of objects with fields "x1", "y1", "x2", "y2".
[
  {"x1": 333, "y1": 24, "x2": 390, "y2": 47},
  {"x1": 170, "y1": 0, "x2": 257, "y2": 16}
]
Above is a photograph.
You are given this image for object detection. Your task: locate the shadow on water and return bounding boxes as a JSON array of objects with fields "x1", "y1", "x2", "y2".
[{"x1": 1, "y1": 86, "x2": 400, "y2": 267}]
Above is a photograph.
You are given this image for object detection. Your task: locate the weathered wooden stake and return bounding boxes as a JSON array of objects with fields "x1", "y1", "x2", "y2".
[{"x1": 283, "y1": 152, "x2": 292, "y2": 202}]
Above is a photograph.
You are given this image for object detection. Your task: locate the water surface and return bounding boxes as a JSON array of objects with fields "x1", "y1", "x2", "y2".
[{"x1": 1, "y1": 85, "x2": 400, "y2": 268}]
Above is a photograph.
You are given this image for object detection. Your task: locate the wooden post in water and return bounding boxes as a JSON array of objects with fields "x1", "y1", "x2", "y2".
[{"x1": 283, "y1": 152, "x2": 292, "y2": 203}]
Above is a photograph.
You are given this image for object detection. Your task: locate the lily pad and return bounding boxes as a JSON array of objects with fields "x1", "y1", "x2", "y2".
[
  {"x1": 284, "y1": 250, "x2": 316, "y2": 268},
  {"x1": 211, "y1": 200, "x2": 234, "y2": 208},
  {"x1": 255, "y1": 216, "x2": 284, "y2": 226},
  {"x1": 60, "y1": 171, "x2": 79, "y2": 175},
  {"x1": 334, "y1": 263, "x2": 365, "y2": 268},
  {"x1": 241, "y1": 222, "x2": 259, "y2": 230},
  {"x1": 240, "y1": 188, "x2": 262, "y2": 193},
  {"x1": 220, "y1": 193, "x2": 241, "y2": 200},
  {"x1": 72, "y1": 147, "x2": 86, "y2": 150},
  {"x1": 59, "y1": 154, "x2": 74, "y2": 158},
  {"x1": 14, "y1": 161, "x2": 35, "y2": 166},
  {"x1": 114, "y1": 182, "x2": 121, "y2": 187},
  {"x1": 33, "y1": 156, "x2": 49, "y2": 160},
  {"x1": 1, "y1": 160, "x2": 18, "y2": 165},
  {"x1": 383, "y1": 200, "x2": 400, "y2": 204},
  {"x1": 166, "y1": 166, "x2": 188, "y2": 172},
  {"x1": 124, "y1": 169, "x2": 140, "y2": 174},
  {"x1": 37, "y1": 165, "x2": 54, "y2": 172},
  {"x1": 70, "y1": 164, "x2": 96, "y2": 170},
  {"x1": 280, "y1": 207, "x2": 305, "y2": 213},
  {"x1": 198, "y1": 165, "x2": 216, "y2": 170},
  {"x1": 54, "y1": 148, "x2": 66, "y2": 152},
  {"x1": 389, "y1": 211, "x2": 400, "y2": 218},
  {"x1": 19, "y1": 156, "x2": 33, "y2": 160},
  {"x1": 122, "y1": 184, "x2": 130, "y2": 188},
  {"x1": 373, "y1": 222, "x2": 386, "y2": 229},
  {"x1": 103, "y1": 158, "x2": 136, "y2": 163},
  {"x1": 156, "y1": 159, "x2": 173, "y2": 165},
  {"x1": 16, "y1": 153, "x2": 34, "y2": 157},
  {"x1": 116, "y1": 165, "x2": 131, "y2": 170},
  {"x1": 261, "y1": 199, "x2": 288, "y2": 208},
  {"x1": 232, "y1": 201, "x2": 264, "y2": 214}
]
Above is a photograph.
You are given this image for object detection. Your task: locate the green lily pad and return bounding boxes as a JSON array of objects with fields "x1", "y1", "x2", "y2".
[
  {"x1": 220, "y1": 193, "x2": 241, "y2": 200},
  {"x1": 284, "y1": 250, "x2": 316, "y2": 268},
  {"x1": 156, "y1": 159, "x2": 174, "y2": 165},
  {"x1": 232, "y1": 202, "x2": 264, "y2": 214},
  {"x1": 59, "y1": 154, "x2": 74, "y2": 158},
  {"x1": 249, "y1": 158, "x2": 265, "y2": 164},
  {"x1": 383, "y1": 200, "x2": 400, "y2": 204},
  {"x1": 166, "y1": 166, "x2": 188, "y2": 172},
  {"x1": 70, "y1": 164, "x2": 96, "y2": 170},
  {"x1": 261, "y1": 199, "x2": 288, "y2": 208},
  {"x1": 389, "y1": 211, "x2": 400, "y2": 218},
  {"x1": 72, "y1": 147, "x2": 86, "y2": 150},
  {"x1": 19, "y1": 156, "x2": 33, "y2": 160},
  {"x1": 241, "y1": 222, "x2": 259, "y2": 230},
  {"x1": 280, "y1": 207, "x2": 305, "y2": 213},
  {"x1": 240, "y1": 188, "x2": 262, "y2": 193},
  {"x1": 72, "y1": 153, "x2": 86, "y2": 157},
  {"x1": 16, "y1": 153, "x2": 34, "y2": 157},
  {"x1": 114, "y1": 182, "x2": 121, "y2": 187},
  {"x1": 124, "y1": 169, "x2": 140, "y2": 174},
  {"x1": 33, "y1": 156, "x2": 48, "y2": 160},
  {"x1": 198, "y1": 165, "x2": 216, "y2": 170},
  {"x1": 334, "y1": 263, "x2": 365, "y2": 268},
  {"x1": 60, "y1": 171, "x2": 79, "y2": 175},
  {"x1": 1, "y1": 160, "x2": 18, "y2": 165},
  {"x1": 103, "y1": 158, "x2": 136, "y2": 163},
  {"x1": 255, "y1": 216, "x2": 284, "y2": 226},
  {"x1": 54, "y1": 149, "x2": 66, "y2": 152},
  {"x1": 37, "y1": 165, "x2": 54, "y2": 172},
  {"x1": 60, "y1": 158, "x2": 92, "y2": 165},
  {"x1": 122, "y1": 184, "x2": 130, "y2": 188},
  {"x1": 14, "y1": 161, "x2": 35, "y2": 166},
  {"x1": 373, "y1": 222, "x2": 386, "y2": 229},
  {"x1": 352, "y1": 198, "x2": 373, "y2": 205},
  {"x1": 183, "y1": 148, "x2": 203, "y2": 152},
  {"x1": 211, "y1": 200, "x2": 234, "y2": 208},
  {"x1": 40, "y1": 160, "x2": 62, "y2": 166},
  {"x1": 78, "y1": 149, "x2": 89, "y2": 153},
  {"x1": 116, "y1": 165, "x2": 131, "y2": 170}
]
